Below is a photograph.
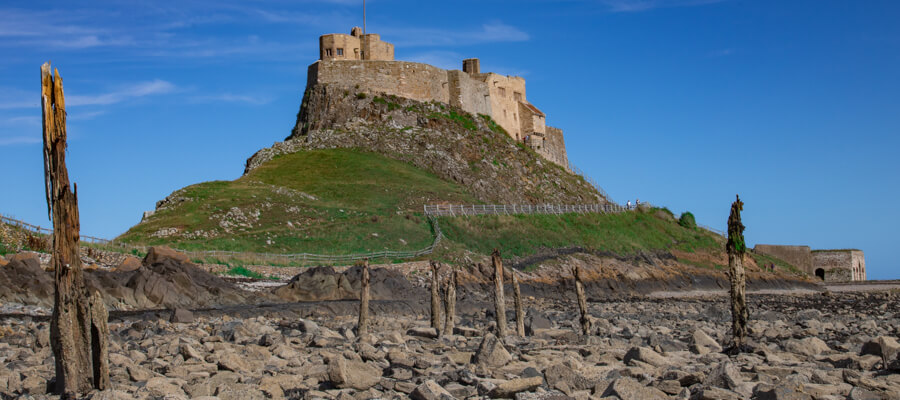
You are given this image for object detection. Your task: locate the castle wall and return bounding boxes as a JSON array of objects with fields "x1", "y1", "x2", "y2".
[
  {"x1": 542, "y1": 126, "x2": 569, "y2": 170},
  {"x1": 448, "y1": 70, "x2": 492, "y2": 117},
  {"x1": 310, "y1": 60, "x2": 450, "y2": 105},
  {"x1": 812, "y1": 250, "x2": 865, "y2": 282},
  {"x1": 753, "y1": 245, "x2": 813, "y2": 275},
  {"x1": 473, "y1": 73, "x2": 528, "y2": 141}
]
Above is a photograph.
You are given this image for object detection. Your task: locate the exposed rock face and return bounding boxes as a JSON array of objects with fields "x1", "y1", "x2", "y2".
[
  {"x1": 273, "y1": 265, "x2": 420, "y2": 302},
  {"x1": 245, "y1": 83, "x2": 606, "y2": 205},
  {"x1": 0, "y1": 247, "x2": 255, "y2": 311}
]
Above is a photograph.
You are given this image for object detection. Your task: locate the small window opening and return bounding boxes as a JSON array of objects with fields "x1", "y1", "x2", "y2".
[
  {"x1": 325, "y1": 49, "x2": 333, "y2": 57},
  {"x1": 337, "y1": 48, "x2": 344, "y2": 56}
]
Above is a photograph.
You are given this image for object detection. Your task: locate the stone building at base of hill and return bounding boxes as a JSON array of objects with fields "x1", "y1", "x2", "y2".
[
  {"x1": 311, "y1": 28, "x2": 570, "y2": 170},
  {"x1": 754, "y1": 244, "x2": 866, "y2": 282}
]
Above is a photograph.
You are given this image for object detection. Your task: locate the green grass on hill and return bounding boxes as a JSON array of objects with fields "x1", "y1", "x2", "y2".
[
  {"x1": 435, "y1": 208, "x2": 723, "y2": 261},
  {"x1": 118, "y1": 148, "x2": 476, "y2": 254}
]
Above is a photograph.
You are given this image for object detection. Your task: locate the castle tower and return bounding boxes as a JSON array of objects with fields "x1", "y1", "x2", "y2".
[
  {"x1": 463, "y1": 58, "x2": 480, "y2": 74},
  {"x1": 319, "y1": 27, "x2": 394, "y2": 61}
]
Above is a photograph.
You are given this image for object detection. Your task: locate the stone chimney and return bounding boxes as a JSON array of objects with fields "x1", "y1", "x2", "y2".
[{"x1": 463, "y1": 58, "x2": 480, "y2": 74}]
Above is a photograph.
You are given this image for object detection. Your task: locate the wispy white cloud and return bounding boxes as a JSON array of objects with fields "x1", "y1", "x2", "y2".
[
  {"x1": 0, "y1": 116, "x2": 40, "y2": 126},
  {"x1": 69, "y1": 110, "x2": 107, "y2": 121},
  {"x1": 190, "y1": 93, "x2": 272, "y2": 105},
  {"x1": 387, "y1": 22, "x2": 530, "y2": 47},
  {"x1": 598, "y1": 0, "x2": 727, "y2": 12},
  {"x1": 0, "y1": 135, "x2": 41, "y2": 146},
  {"x1": 67, "y1": 80, "x2": 177, "y2": 106}
]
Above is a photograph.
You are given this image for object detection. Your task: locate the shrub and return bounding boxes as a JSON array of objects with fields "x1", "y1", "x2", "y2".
[
  {"x1": 679, "y1": 212, "x2": 697, "y2": 229},
  {"x1": 224, "y1": 265, "x2": 265, "y2": 279},
  {"x1": 356, "y1": 92, "x2": 367, "y2": 99}
]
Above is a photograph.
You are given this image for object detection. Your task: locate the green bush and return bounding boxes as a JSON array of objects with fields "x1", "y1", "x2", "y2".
[
  {"x1": 679, "y1": 212, "x2": 697, "y2": 229},
  {"x1": 223, "y1": 265, "x2": 265, "y2": 279},
  {"x1": 356, "y1": 92, "x2": 367, "y2": 99}
]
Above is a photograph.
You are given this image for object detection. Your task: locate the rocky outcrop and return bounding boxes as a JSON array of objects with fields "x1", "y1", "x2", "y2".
[
  {"x1": 273, "y1": 265, "x2": 421, "y2": 302},
  {"x1": 0, "y1": 247, "x2": 258, "y2": 311},
  {"x1": 245, "y1": 83, "x2": 605, "y2": 205}
]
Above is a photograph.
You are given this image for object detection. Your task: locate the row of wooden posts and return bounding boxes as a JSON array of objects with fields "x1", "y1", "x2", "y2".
[
  {"x1": 41, "y1": 62, "x2": 750, "y2": 397},
  {"x1": 355, "y1": 249, "x2": 595, "y2": 338}
]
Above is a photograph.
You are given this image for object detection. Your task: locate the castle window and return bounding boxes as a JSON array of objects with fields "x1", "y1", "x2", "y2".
[
  {"x1": 325, "y1": 49, "x2": 333, "y2": 57},
  {"x1": 337, "y1": 48, "x2": 344, "y2": 56},
  {"x1": 499, "y1": 87, "x2": 507, "y2": 97},
  {"x1": 514, "y1": 92, "x2": 522, "y2": 101}
]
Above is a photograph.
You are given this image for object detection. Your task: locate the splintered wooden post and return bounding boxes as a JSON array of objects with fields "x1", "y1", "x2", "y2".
[
  {"x1": 357, "y1": 259, "x2": 370, "y2": 337},
  {"x1": 574, "y1": 265, "x2": 591, "y2": 335},
  {"x1": 430, "y1": 261, "x2": 443, "y2": 335},
  {"x1": 512, "y1": 270, "x2": 525, "y2": 337},
  {"x1": 492, "y1": 249, "x2": 508, "y2": 337},
  {"x1": 726, "y1": 195, "x2": 749, "y2": 352},
  {"x1": 443, "y1": 267, "x2": 457, "y2": 336},
  {"x1": 42, "y1": 62, "x2": 110, "y2": 396}
]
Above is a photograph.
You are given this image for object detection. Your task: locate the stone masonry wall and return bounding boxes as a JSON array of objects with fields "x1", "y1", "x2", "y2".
[
  {"x1": 812, "y1": 250, "x2": 865, "y2": 282},
  {"x1": 541, "y1": 126, "x2": 569, "y2": 170},
  {"x1": 447, "y1": 70, "x2": 492, "y2": 117},
  {"x1": 310, "y1": 60, "x2": 451, "y2": 105},
  {"x1": 754, "y1": 245, "x2": 813, "y2": 275}
]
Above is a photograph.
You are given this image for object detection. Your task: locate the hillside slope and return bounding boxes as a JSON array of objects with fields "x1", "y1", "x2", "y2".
[{"x1": 246, "y1": 84, "x2": 607, "y2": 205}]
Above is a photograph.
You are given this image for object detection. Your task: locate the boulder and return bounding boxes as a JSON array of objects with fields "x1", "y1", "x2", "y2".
[
  {"x1": 410, "y1": 380, "x2": 454, "y2": 400},
  {"x1": 137, "y1": 377, "x2": 187, "y2": 398},
  {"x1": 623, "y1": 346, "x2": 668, "y2": 367},
  {"x1": 600, "y1": 377, "x2": 668, "y2": 400},
  {"x1": 543, "y1": 363, "x2": 598, "y2": 392},
  {"x1": 691, "y1": 329, "x2": 722, "y2": 355},
  {"x1": 327, "y1": 356, "x2": 382, "y2": 390},
  {"x1": 0, "y1": 255, "x2": 7, "y2": 267},
  {"x1": 703, "y1": 362, "x2": 745, "y2": 393},
  {"x1": 170, "y1": 308, "x2": 194, "y2": 323},
  {"x1": 408, "y1": 327, "x2": 439, "y2": 339},
  {"x1": 218, "y1": 353, "x2": 249, "y2": 373},
  {"x1": 116, "y1": 256, "x2": 142, "y2": 272},
  {"x1": 785, "y1": 337, "x2": 831, "y2": 357},
  {"x1": 143, "y1": 246, "x2": 190, "y2": 265},
  {"x1": 488, "y1": 376, "x2": 544, "y2": 398},
  {"x1": 474, "y1": 333, "x2": 512, "y2": 367},
  {"x1": 7, "y1": 252, "x2": 40, "y2": 264},
  {"x1": 861, "y1": 336, "x2": 900, "y2": 371},
  {"x1": 273, "y1": 265, "x2": 422, "y2": 302},
  {"x1": 755, "y1": 385, "x2": 814, "y2": 400}
]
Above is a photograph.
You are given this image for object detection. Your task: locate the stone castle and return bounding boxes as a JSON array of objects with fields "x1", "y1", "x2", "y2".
[
  {"x1": 754, "y1": 245, "x2": 866, "y2": 282},
  {"x1": 308, "y1": 27, "x2": 570, "y2": 169}
]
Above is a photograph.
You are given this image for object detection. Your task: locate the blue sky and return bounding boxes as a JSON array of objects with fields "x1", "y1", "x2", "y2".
[{"x1": 1, "y1": 0, "x2": 898, "y2": 279}]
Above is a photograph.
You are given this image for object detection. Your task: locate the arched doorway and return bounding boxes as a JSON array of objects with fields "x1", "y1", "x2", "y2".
[{"x1": 815, "y1": 268, "x2": 825, "y2": 280}]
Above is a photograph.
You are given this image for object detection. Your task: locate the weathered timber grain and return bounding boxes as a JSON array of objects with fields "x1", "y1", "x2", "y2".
[
  {"x1": 430, "y1": 261, "x2": 443, "y2": 335},
  {"x1": 358, "y1": 259, "x2": 370, "y2": 337},
  {"x1": 727, "y1": 195, "x2": 749, "y2": 351},
  {"x1": 574, "y1": 265, "x2": 591, "y2": 336},
  {"x1": 443, "y1": 267, "x2": 457, "y2": 337},
  {"x1": 492, "y1": 250, "x2": 508, "y2": 337},
  {"x1": 42, "y1": 62, "x2": 110, "y2": 396},
  {"x1": 512, "y1": 270, "x2": 525, "y2": 337}
]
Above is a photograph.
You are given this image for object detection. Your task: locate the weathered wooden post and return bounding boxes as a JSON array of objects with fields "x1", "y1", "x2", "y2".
[
  {"x1": 574, "y1": 265, "x2": 591, "y2": 335},
  {"x1": 726, "y1": 195, "x2": 748, "y2": 352},
  {"x1": 358, "y1": 259, "x2": 370, "y2": 337},
  {"x1": 430, "y1": 261, "x2": 443, "y2": 335},
  {"x1": 41, "y1": 62, "x2": 110, "y2": 396},
  {"x1": 512, "y1": 269, "x2": 525, "y2": 337},
  {"x1": 443, "y1": 266, "x2": 457, "y2": 336},
  {"x1": 492, "y1": 249, "x2": 508, "y2": 337}
]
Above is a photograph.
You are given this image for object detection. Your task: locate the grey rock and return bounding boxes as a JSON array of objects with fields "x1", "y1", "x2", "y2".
[
  {"x1": 474, "y1": 333, "x2": 512, "y2": 367},
  {"x1": 600, "y1": 377, "x2": 668, "y2": 400},
  {"x1": 410, "y1": 380, "x2": 454, "y2": 400},
  {"x1": 327, "y1": 356, "x2": 382, "y2": 390}
]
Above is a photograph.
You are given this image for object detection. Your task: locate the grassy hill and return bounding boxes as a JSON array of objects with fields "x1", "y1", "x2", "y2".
[
  {"x1": 120, "y1": 147, "x2": 734, "y2": 269},
  {"x1": 120, "y1": 148, "x2": 475, "y2": 255}
]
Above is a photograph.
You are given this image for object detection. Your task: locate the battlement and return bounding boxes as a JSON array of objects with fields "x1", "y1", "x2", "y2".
[{"x1": 308, "y1": 28, "x2": 570, "y2": 170}]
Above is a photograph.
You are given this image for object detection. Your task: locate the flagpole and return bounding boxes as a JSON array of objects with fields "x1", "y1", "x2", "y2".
[{"x1": 363, "y1": 0, "x2": 367, "y2": 60}]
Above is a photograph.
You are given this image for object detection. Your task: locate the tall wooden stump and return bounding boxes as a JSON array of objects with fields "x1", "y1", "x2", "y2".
[
  {"x1": 358, "y1": 259, "x2": 371, "y2": 337},
  {"x1": 574, "y1": 265, "x2": 591, "y2": 335},
  {"x1": 492, "y1": 250, "x2": 508, "y2": 337},
  {"x1": 41, "y1": 62, "x2": 110, "y2": 396},
  {"x1": 726, "y1": 195, "x2": 749, "y2": 352},
  {"x1": 430, "y1": 261, "x2": 443, "y2": 335},
  {"x1": 511, "y1": 270, "x2": 525, "y2": 337},
  {"x1": 443, "y1": 267, "x2": 457, "y2": 336}
]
